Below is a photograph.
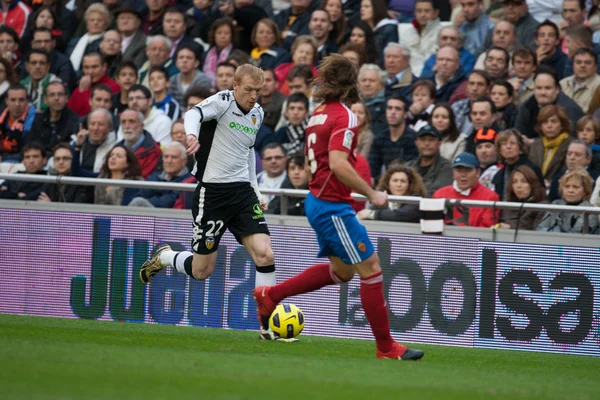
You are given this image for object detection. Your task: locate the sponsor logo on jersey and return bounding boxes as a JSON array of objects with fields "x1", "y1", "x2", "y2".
[
  {"x1": 343, "y1": 129, "x2": 354, "y2": 149},
  {"x1": 252, "y1": 204, "x2": 264, "y2": 220},
  {"x1": 308, "y1": 114, "x2": 328, "y2": 127},
  {"x1": 229, "y1": 121, "x2": 258, "y2": 135},
  {"x1": 251, "y1": 114, "x2": 257, "y2": 125},
  {"x1": 205, "y1": 237, "x2": 215, "y2": 250}
]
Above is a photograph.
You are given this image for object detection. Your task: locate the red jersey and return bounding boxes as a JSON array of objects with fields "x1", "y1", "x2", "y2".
[{"x1": 305, "y1": 101, "x2": 359, "y2": 203}]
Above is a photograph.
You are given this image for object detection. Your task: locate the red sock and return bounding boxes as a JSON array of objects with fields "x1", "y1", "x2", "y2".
[
  {"x1": 269, "y1": 263, "x2": 340, "y2": 304},
  {"x1": 360, "y1": 272, "x2": 394, "y2": 353}
]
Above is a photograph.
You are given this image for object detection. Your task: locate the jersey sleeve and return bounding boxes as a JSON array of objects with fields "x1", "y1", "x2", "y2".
[
  {"x1": 184, "y1": 92, "x2": 228, "y2": 137},
  {"x1": 327, "y1": 110, "x2": 358, "y2": 154}
]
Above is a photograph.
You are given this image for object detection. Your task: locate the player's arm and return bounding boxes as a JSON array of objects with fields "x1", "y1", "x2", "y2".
[
  {"x1": 329, "y1": 150, "x2": 388, "y2": 208},
  {"x1": 183, "y1": 96, "x2": 224, "y2": 154},
  {"x1": 248, "y1": 148, "x2": 267, "y2": 210}
]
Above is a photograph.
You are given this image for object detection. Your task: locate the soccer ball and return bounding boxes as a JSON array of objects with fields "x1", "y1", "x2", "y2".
[{"x1": 269, "y1": 303, "x2": 305, "y2": 338}]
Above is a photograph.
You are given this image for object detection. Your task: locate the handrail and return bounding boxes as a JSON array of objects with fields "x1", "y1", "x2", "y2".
[{"x1": 2, "y1": 173, "x2": 600, "y2": 216}]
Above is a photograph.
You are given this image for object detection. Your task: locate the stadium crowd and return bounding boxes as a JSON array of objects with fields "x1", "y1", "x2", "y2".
[{"x1": 0, "y1": 0, "x2": 599, "y2": 233}]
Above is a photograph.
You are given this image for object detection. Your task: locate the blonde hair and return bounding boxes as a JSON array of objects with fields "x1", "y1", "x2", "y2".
[
  {"x1": 291, "y1": 36, "x2": 318, "y2": 64},
  {"x1": 559, "y1": 169, "x2": 594, "y2": 201},
  {"x1": 84, "y1": 3, "x2": 111, "y2": 27},
  {"x1": 234, "y1": 64, "x2": 264, "y2": 84}
]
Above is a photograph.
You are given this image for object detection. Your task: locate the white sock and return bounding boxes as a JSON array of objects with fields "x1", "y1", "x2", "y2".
[
  {"x1": 255, "y1": 265, "x2": 276, "y2": 287},
  {"x1": 159, "y1": 250, "x2": 176, "y2": 267},
  {"x1": 173, "y1": 251, "x2": 193, "y2": 274}
]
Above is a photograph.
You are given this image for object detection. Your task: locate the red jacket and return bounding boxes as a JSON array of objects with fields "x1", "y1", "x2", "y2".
[
  {"x1": 433, "y1": 182, "x2": 500, "y2": 228},
  {"x1": 119, "y1": 132, "x2": 161, "y2": 179},
  {"x1": 274, "y1": 62, "x2": 319, "y2": 96},
  {"x1": 0, "y1": 1, "x2": 31, "y2": 37},
  {"x1": 67, "y1": 75, "x2": 121, "y2": 116}
]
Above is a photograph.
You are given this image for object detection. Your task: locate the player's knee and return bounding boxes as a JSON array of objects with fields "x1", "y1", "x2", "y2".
[
  {"x1": 336, "y1": 269, "x2": 354, "y2": 282},
  {"x1": 356, "y1": 255, "x2": 381, "y2": 278},
  {"x1": 191, "y1": 259, "x2": 215, "y2": 280},
  {"x1": 254, "y1": 246, "x2": 274, "y2": 266}
]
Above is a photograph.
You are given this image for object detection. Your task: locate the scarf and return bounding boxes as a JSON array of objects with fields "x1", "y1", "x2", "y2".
[
  {"x1": 251, "y1": 47, "x2": 268, "y2": 61},
  {"x1": 204, "y1": 44, "x2": 232, "y2": 86},
  {"x1": 541, "y1": 132, "x2": 569, "y2": 176},
  {"x1": 70, "y1": 33, "x2": 103, "y2": 71},
  {"x1": 284, "y1": 118, "x2": 308, "y2": 155}
]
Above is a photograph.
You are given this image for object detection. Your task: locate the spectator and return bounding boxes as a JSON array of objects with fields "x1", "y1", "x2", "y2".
[
  {"x1": 38, "y1": 143, "x2": 90, "y2": 203},
  {"x1": 274, "y1": 64, "x2": 316, "y2": 129},
  {"x1": 537, "y1": 169, "x2": 598, "y2": 234},
  {"x1": 186, "y1": 0, "x2": 220, "y2": 45},
  {"x1": 472, "y1": 127, "x2": 501, "y2": 191},
  {"x1": 72, "y1": 108, "x2": 118, "y2": 175},
  {"x1": 142, "y1": 0, "x2": 167, "y2": 37},
  {"x1": 116, "y1": 2, "x2": 147, "y2": 68},
  {"x1": 267, "y1": 92, "x2": 309, "y2": 155},
  {"x1": 225, "y1": 49, "x2": 252, "y2": 68},
  {"x1": 30, "y1": 27, "x2": 76, "y2": 91},
  {"x1": 350, "y1": 101, "x2": 374, "y2": 158},
  {"x1": 0, "y1": 58, "x2": 18, "y2": 108},
  {"x1": 357, "y1": 165, "x2": 426, "y2": 222},
  {"x1": 452, "y1": 70, "x2": 490, "y2": 135},
  {"x1": 348, "y1": 21, "x2": 379, "y2": 64},
  {"x1": 216, "y1": 0, "x2": 268, "y2": 53},
  {"x1": 563, "y1": 24, "x2": 597, "y2": 78},
  {"x1": 421, "y1": 25, "x2": 476, "y2": 77},
  {"x1": 266, "y1": 152, "x2": 308, "y2": 216},
  {"x1": 138, "y1": 35, "x2": 178, "y2": 88},
  {"x1": 274, "y1": 0, "x2": 312, "y2": 50},
  {"x1": 576, "y1": 115, "x2": 600, "y2": 172},
  {"x1": 29, "y1": 81, "x2": 79, "y2": 153},
  {"x1": 215, "y1": 61, "x2": 236, "y2": 91},
  {"x1": 406, "y1": 80, "x2": 436, "y2": 132},
  {"x1": 117, "y1": 108, "x2": 161, "y2": 178},
  {"x1": 183, "y1": 85, "x2": 212, "y2": 111},
  {"x1": 528, "y1": 0, "x2": 563, "y2": 24},
  {"x1": 250, "y1": 18, "x2": 290, "y2": 70},
  {"x1": 99, "y1": 29, "x2": 122, "y2": 77},
  {"x1": 79, "y1": 85, "x2": 120, "y2": 131},
  {"x1": 128, "y1": 141, "x2": 194, "y2": 208},
  {"x1": 509, "y1": 46, "x2": 537, "y2": 106},
  {"x1": 369, "y1": 95, "x2": 418, "y2": 181},
  {"x1": 21, "y1": 48, "x2": 60, "y2": 112},
  {"x1": 203, "y1": 18, "x2": 236, "y2": 88},
  {"x1": 67, "y1": 52, "x2": 120, "y2": 117},
  {"x1": 322, "y1": 0, "x2": 348, "y2": 47},
  {"x1": 497, "y1": 165, "x2": 548, "y2": 230},
  {"x1": 0, "y1": 25, "x2": 22, "y2": 71},
  {"x1": 431, "y1": 103, "x2": 467, "y2": 162},
  {"x1": 149, "y1": 66, "x2": 179, "y2": 122},
  {"x1": 474, "y1": 21, "x2": 517, "y2": 70},
  {"x1": 433, "y1": 152, "x2": 500, "y2": 227},
  {"x1": 536, "y1": 20, "x2": 569, "y2": 80},
  {"x1": 339, "y1": 42, "x2": 367, "y2": 68},
  {"x1": 22, "y1": 6, "x2": 70, "y2": 54},
  {"x1": 162, "y1": 7, "x2": 201, "y2": 60},
  {"x1": 360, "y1": 0, "x2": 398, "y2": 60},
  {"x1": 168, "y1": 45, "x2": 211, "y2": 107},
  {"x1": 501, "y1": 0, "x2": 539, "y2": 50},
  {"x1": 423, "y1": 46, "x2": 466, "y2": 102},
  {"x1": 490, "y1": 80, "x2": 518, "y2": 131},
  {"x1": 274, "y1": 35, "x2": 318, "y2": 95},
  {"x1": 358, "y1": 63, "x2": 386, "y2": 134},
  {"x1": 94, "y1": 144, "x2": 143, "y2": 205},
  {"x1": 0, "y1": 84, "x2": 36, "y2": 162},
  {"x1": 560, "y1": 0, "x2": 587, "y2": 55},
  {"x1": 514, "y1": 67, "x2": 584, "y2": 139},
  {"x1": 66, "y1": 3, "x2": 110, "y2": 72},
  {"x1": 464, "y1": 97, "x2": 497, "y2": 153},
  {"x1": 548, "y1": 139, "x2": 599, "y2": 201},
  {"x1": 112, "y1": 60, "x2": 138, "y2": 117},
  {"x1": 383, "y1": 43, "x2": 415, "y2": 100},
  {"x1": 122, "y1": 84, "x2": 171, "y2": 145},
  {"x1": 170, "y1": 118, "x2": 195, "y2": 171},
  {"x1": 493, "y1": 128, "x2": 544, "y2": 200},
  {"x1": 258, "y1": 69, "x2": 286, "y2": 131},
  {"x1": 560, "y1": 48, "x2": 600, "y2": 113},
  {"x1": 257, "y1": 142, "x2": 288, "y2": 204},
  {"x1": 397, "y1": 0, "x2": 442, "y2": 77},
  {"x1": 0, "y1": 142, "x2": 46, "y2": 200},
  {"x1": 309, "y1": 9, "x2": 338, "y2": 62},
  {"x1": 458, "y1": 0, "x2": 493, "y2": 56},
  {"x1": 0, "y1": 0, "x2": 31, "y2": 38},
  {"x1": 406, "y1": 124, "x2": 453, "y2": 196}
]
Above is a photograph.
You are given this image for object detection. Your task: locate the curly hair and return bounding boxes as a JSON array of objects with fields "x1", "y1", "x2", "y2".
[
  {"x1": 376, "y1": 165, "x2": 427, "y2": 197},
  {"x1": 313, "y1": 54, "x2": 359, "y2": 105},
  {"x1": 559, "y1": 169, "x2": 594, "y2": 201}
]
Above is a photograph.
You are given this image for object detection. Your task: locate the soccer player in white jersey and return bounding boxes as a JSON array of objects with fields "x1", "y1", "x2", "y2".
[{"x1": 140, "y1": 64, "x2": 279, "y2": 340}]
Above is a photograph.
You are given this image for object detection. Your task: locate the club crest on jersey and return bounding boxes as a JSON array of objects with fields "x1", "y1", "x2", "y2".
[
  {"x1": 202, "y1": 98, "x2": 209, "y2": 105},
  {"x1": 205, "y1": 237, "x2": 215, "y2": 250},
  {"x1": 357, "y1": 242, "x2": 366, "y2": 252},
  {"x1": 343, "y1": 130, "x2": 354, "y2": 149},
  {"x1": 315, "y1": 104, "x2": 326, "y2": 113},
  {"x1": 251, "y1": 113, "x2": 257, "y2": 125}
]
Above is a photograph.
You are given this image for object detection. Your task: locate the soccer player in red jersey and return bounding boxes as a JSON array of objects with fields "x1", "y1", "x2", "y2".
[{"x1": 254, "y1": 54, "x2": 424, "y2": 360}]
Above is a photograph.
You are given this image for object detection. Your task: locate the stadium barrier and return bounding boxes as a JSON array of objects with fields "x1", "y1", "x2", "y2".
[{"x1": 0, "y1": 202, "x2": 598, "y2": 357}]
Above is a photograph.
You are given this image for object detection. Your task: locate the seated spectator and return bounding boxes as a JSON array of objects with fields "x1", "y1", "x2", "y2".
[
  {"x1": 274, "y1": 64, "x2": 315, "y2": 130},
  {"x1": 67, "y1": 52, "x2": 121, "y2": 117},
  {"x1": 21, "y1": 49, "x2": 61, "y2": 112},
  {"x1": 183, "y1": 85, "x2": 213, "y2": 111},
  {"x1": 266, "y1": 153, "x2": 308, "y2": 216},
  {"x1": 406, "y1": 124, "x2": 453, "y2": 196},
  {"x1": 535, "y1": 20, "x2": 568, "y2": 80},
  {"x1": 407, "y1": 79, "x2": 436, "y2": 132},
  {"x1": 215, "y1": 61, "x2": 236, "y2": 91},
  {"x1": 529, "y1": 105, "x2": 573, "y2": 186},
  {"x1": 29, "y1": 81, "x2": 79, "y2": 154},
  {"x1": 23, "y1": 6, "x2": 72, "y2": 55},
  {"x1": 548, "y1": 139, "x2": 600, "y2": 201},
  {"x1": 433, "y1": 152, "x2": 500, "y2": 228},
  {"x1": 38, "y1": 143, "x2": 91, "y2": 203},
  {"x1": 322, "y1": 0, "x2": 348, "y2": 47},
  {"x1": 138, "y1": 35, "x2": 179, "y2": 89},
  {"x1": 464, "y1": 97, "x2": 498, "y2": 153},
  {"x1": 116, "y1": 2, "x2": 147, "y2": 68},
  {"x1": 497, "y1": 165, "x2": 548, "y2": 230},
  {"x1": 112, "y1": 60, "x2": 138, "y2": 117},
  {"x1": 369, "y1": 95, "x2": 418, "y2": 182},
  {"x1": 0, "y1": 57, "x2": 17, "y2": 105},
  {"x1": 560, "y1": 48, "x2": 600, "y2": 113},
  {"x1": 458, "y1": 0, "x2": 494, "y2": 56},
  {"x1": 383, "y1": 43, "x2": 415, "y2": 101},
  {"x1": 94, "y1": 144, "x2": 143, "y2": 206},
  {"x1": 72, "y1": 108, "x2": 118, "y2": 176},
  {"x1": 576, "y1": 115, "x2": 600, "y2": 172},
  {"x1": 537, "y1": 169, "x2": 599, "y2": 234},
  {"x1": 141, "y1": 0, "x2": 167, "y2": 36},
  {"x1": 99, "y1": 29, "x2": 122, "y2": 78},
  {"x1": 117, "y1": 109, "x2": 161, "y2": 179},
  {"x1": 493, "y1": 129, "x2": 545, "y2": 200},
  {"x1": 421, "y1": 26, "x2": 476, "y2": 77},
  {"x1": 309, "y1": 9, "x2": 338, "y2": 62},
  {"x1": 66, "y1": 3, "x2": 110, "y2": 73},
  {"x1": 490, "y1": 80, "x2": 518, "y2": 131},
  {"x1": 186, "y1": 0, "x2": 220, "y2": 45},
  {"x1": 350, "y1": 101, "x2": 374, "y2": 158},
  {"x1": 358, "y1": 63, "x2": 387, "y2": 134},
  {"x1": 149, "y1": 66, "x2": 180, "y2": 122},
  {"x1": 430, "y1": 103, "x2": 466, "y2": 162},
  {"x1": 203, "y1": 18, "x2": 236, "y2": 88},
  {"x1": 360, "y1": 0, "x2": 398, "y2": 60},
  {"x1": 257, "y1": 143, "x2": 288, "y2": 204},
  {"x1": 340, "y1": 42, "x2": 366, "y2": 69},
  {"x1": 128, "y1": 141, "x2": 194, "y2": 208},
  {"x1": 268, "y1": 93, "x2": 308, "y2": 155},
  {"x1": 168, "y1": 45, "x2": 211, "y2": 107},
  {"x1": 348, "y1": 21, "x2": 379, "y2": 64},
  {"x1": 357, "y1": 165, "x2": 426, "y2": 222},
  {"x1": 0, "y1": 25, "x2": 21, "y2": 72},
  {"x1": 423, "y1": 46, "x2": 467, "y2": 102},
  {"x1": 162, "y1": 7, "x2": 203, "y2": 61},
  {"x1": 0, "y1": 84, "x2": 36, "y2": 162},
  {"x1": 274, "y1": 35, "x2": 318, "y2": 96},
  {"x1": 80, "y1": 84, "x2": 120, "y2": 131},
  {"x1": 473, "y1": 128, "x2": 501, "y2": 190},
  {"x1": 274, "y1": 0, "x2": 313, "y2": 50},
  {"x1": 29, "y1": 27, "x2": 76, "y2": 92},
  {"x1": 258, "y1": 69, "x2": 286, "y2": 131},
  {"x1": 509, "y1": 46, "x2": 537, "y2": 106},
  {"x1": 170, "y1": 118, "x2": 195, "y2": 171},
  {"x1": 473, "y1": 21, "x2": 516, "y2": 71},
  {"x1": 499, "y1": 0, "x2": 538, "y2": 51},
  {"x1": 0, "y1": 142, "x2": 46, "y2": 200},
  {"x1": 120, "y1": 84, "x2": 171, "y2": 145},
  {"x1": 451, "y1": 70, "x2": 491, "y2": 135}
]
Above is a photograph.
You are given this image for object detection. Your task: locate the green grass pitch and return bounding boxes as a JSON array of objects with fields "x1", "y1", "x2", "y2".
[{"x1": 1, "y1": 314, "x2": 599, "y2": 400}]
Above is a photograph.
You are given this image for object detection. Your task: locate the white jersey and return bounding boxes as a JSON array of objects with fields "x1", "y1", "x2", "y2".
[{"x1": 186, "y1": 90, "x2": 264, "y2": 183}]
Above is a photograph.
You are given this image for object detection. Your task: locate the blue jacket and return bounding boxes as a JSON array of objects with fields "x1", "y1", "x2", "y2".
[
  {"x1": 423, "y1": 68, "x2": 468, "y2": 102},
  {"x1": 274, "y1": 9, "x2": 311, "y2": 50},
  {"x1": 132, "y1": 168, "x2": 193, "y2": 208},
  {"x1": 541, "y1": 48, "x2": 569, "y2": 80},
  {"x1": 421, "y1": 47, "x2": 476, "y2": 77},
  {"x1": 258, "y1": 47, "x2": 290, "y2": 70}
]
